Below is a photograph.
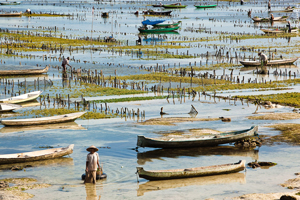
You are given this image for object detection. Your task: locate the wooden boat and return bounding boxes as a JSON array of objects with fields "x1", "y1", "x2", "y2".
[
  {"x1": 143, "y1": 10, "x2": 172, "y2": 16},
  {"x1": 0, "y1": 12, "x2": 22, "y2": 17},
  {"x1": 137, "y1": 146, "x2": 259, "y2": 165},
  {"x1": 0, "y1": 103, "x2": 22, "y2": 112},
  {"x1": 138, "y1": 173, "x2": 245, "y2": 196},
  {"x1": 194, "y1": 4, "x2": 217, "y2": 8},
  {"x1": 261, "y1": 28, "x2": 298, "y2": 34},
  {"x1": 252, "y1": 16, "x2": 288, "y2": 22},
  {"x1": 0, "y1": 91, "x2": 42, "y2": 104},
  {"x1": 1, "y1": 112, "x2": 86, "y2": 126},
  {"x1": 240, "y1": 57, "x2": 298, "y2": 67},
  {"x1": 162, "y1": 4, "x2": 187, "y2": 9},
  {"x1": 137, "y1": 126, "x2": 258, "y2": 148},
  {"x1": 153, "y1": 21, "x2": 181, "y2": 28},
  {"x1": 138, "y1": 26, "x2": 180, "y2": 33},
  {"x1": 0, "y1": 144, "x2": 74, "y2": 164},
  {"x1": 0, "y1": 66, "x2": 49, "y2": 75},
  {"x1": 0, "y1": 1, "x2": 20, "y2": 5},
  {"x1": 136, "y1": 160, "x2": 245, "y2": 180}
]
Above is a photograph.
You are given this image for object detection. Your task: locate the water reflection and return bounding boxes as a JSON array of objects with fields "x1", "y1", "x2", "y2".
[
  {"x1": 0, "y1": 157, "x2": 74, "y2": 170},
  {"x1": 85, "y1": 183, "x2": 103, "y2": 200},
  {"x1": 0, "y1": 122, "x2": 86, "y2": 134},
  {"x1": 137, "y1": 146, "x2": 259, "y2": 165},
  {"x1": 137, "y1": 172, "x2": 246, "y2": 196}
]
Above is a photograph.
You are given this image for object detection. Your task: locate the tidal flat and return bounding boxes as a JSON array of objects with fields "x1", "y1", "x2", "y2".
[{"x1": 0, "y1": 0, "x2": 300, "y2": 199}]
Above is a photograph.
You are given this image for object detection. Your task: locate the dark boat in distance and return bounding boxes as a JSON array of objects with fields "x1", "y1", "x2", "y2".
[
  {"x1": 136, "y1": 160, "x2": 245, "y2": 180},
  {"x1": 143, "y1": 10, "x2": 172, "y2": 16},
  {"x1": 137, "y1": 126, "x2": 258, "y2": 148}
]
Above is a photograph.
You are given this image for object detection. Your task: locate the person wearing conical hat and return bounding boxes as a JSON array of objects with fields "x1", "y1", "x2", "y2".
[{"x1": 84, "y1": 145, "x2": 100, "y2": 184}]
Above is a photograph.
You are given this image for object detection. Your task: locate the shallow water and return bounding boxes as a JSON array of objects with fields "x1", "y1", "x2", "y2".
[{"x1": 0, "y1": 0, "x2": 300, "y2": 199}]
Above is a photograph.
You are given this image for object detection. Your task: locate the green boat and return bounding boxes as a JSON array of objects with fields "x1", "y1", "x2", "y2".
[
  {"x1": 153, "y1": 21, "x2": 181, "y2": 28},
  {"x1": 162, "y1": 4, "x2": 187, "y2": 9},
  {"x1": 194, "y1": 4, "x2": 217, "y2": 8},
  {"x1": 0, "y1": 1, "x2": 21, "y2": 5},
  {"x1": 138, "y1": 26, "x2": 180, "y2": 33}
]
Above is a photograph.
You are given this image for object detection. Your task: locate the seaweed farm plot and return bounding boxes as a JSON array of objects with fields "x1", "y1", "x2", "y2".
[{"x1": 1, "y1": 0, "x2": 300, "y2": 199}]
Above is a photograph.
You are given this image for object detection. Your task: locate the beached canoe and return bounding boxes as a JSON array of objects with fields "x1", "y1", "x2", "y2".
[
  {"x1": 137, "y1": 126, "x2": 258, "y2": 148},
  {"x1": 0, "y1": 11, "x2": 22, "y2": 17},
  {"x1": 0, "y1": 144, "x2": 74, "y2": 165},
  {"x1": 136, "y1": 160, "x2": 245, "y2": 180},
  {"x1": 240, "y1": 57, "x2": 298, "y2": 67},
  {"x1": 153, "y1": 21, "x2": 181, "y2": 28},
  {"x1": 142, "y1": 19, "x2": 166, "y2": 26},
  {"x1": 162, "y1": 4, "x2": 187, "y2": 9},
  {"x1": 143, "y1": 10, "x2": 172, "y2": 16},
  {"x1": 138, "y1": 26, "x2": 180, "y2": 33},
  {"x1": 252, "y1": 16, "x2": 288, "y2": 22},
  {"x1": 0, "y1": 103, "x2": 22, "y2": 112},
  {"x1": 0, "y1": 91, "x2": 42, "y2": 104},
  {"x1": 194, "y1": 4, "x2": 217, "y2": 8},
  {"x1": 0, "y1": 1, "x2": 20, "y2": 5},
  {"x1": 0, "y1": 66, "x2": 49, "y2": 75},
  {"x1": 261, "y1": 28, "x2": 298, "y2": 34},
  {"x1": 1, "y1": 112, "x2": 86, "y2": 126}
]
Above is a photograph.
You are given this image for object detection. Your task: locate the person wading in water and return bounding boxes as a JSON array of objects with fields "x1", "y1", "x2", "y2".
[
  {"x1": 84, "y1": 145, "x2": 100, "y2": 184},
  {"x1": 61, "y1": 57, "x2": 71, "y2": 78}
]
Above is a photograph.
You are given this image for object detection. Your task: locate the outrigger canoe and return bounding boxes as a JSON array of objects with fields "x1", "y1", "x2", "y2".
[
  {"x1": 138, "y1": 26, "x2": 180, "y2": 33},
  {"x1": 153, "y1": 21, "x2": 181, "y2": 28},
  {"x1": 240, "y1": 57, "x2": 298, "y2": 67},
  {"x1": 137, "y1": 126, "x2": 258, "y2": 148},
  {"x1": 0, "y1": 144, "x2": 74, "y2": 165},
  {"x1": 252, "y1": 16, "x2": 288, "y2": 22},
  {"x1": 136, "y1": 160, "x2": 246, "y2": 180},
  {"x1": 0, "y1": 12, "x2": 22, "y2": 17},
  {"x1": 1, "y1": 112, "x2": 86, "y2": 126},
  {"x1": 0, "y1": 91, "x2": 42, "y2": 104},
  {"x1": 194, "y1": 5, "x2": 217, "y2": 8},
  {"x1": 162, "y1": 4, "x2": 187, "y2": 9},
  {"x1": 0, "y1": 66, "x2": 49, "y2": 75},
  {"x1": 0, "y1": 103, "x2": 22, "y2": 112}
]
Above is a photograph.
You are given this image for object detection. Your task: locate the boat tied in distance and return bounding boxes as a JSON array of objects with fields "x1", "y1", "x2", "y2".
[
  {"x1": 194, "y1": 4, "x2": 217, "y2": 8},
  {"x1": 0, "y1": 91, "x2": 42, "y2": 104},
  {"x1": 252, "y1": 16, "x2": 288, "y2": 22},
  {"x1": 142, "y1": 19, "x2": 166, "y2": 26},
  {"x1": 0, "y1": 144, "x2": 74, "y2": 164},
  {"x1": 136, "y1": 160, "x2": 246, "y2": 180},
  {"x1": 137, "y1": 126, "x2": 258, "y2": 148},
  {"x1": 0, "y1": 66, "x2": 49, "y2": 75},
  {"x1": 153, "y1": 21, "x2": 181, "y2": 28},
  {"x1": 138, "y1": 26, "x2": 180, "y2": 33},
  {"x1": 240, "y1": 57, "x2": 298, "y2": 67},
  {"x1": 261, "y1": 28, "x2": 298, "y2": 34},
  {"x1": 143, "y1": 10, "x2": 172, "y2": 16},
  {"x1": 162, "y1": 4, "x2": 187, "y2": 9},
  {"x1": 0, "y1": 1, "x2": 21, "y2": 5},
  {"x1": 1, "y1": 112, "x2": 86, "y2": 126}
]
